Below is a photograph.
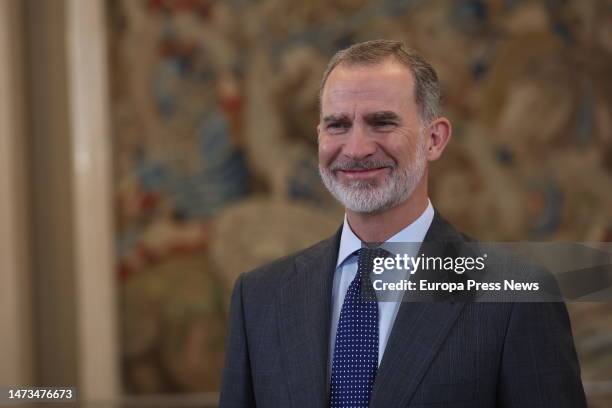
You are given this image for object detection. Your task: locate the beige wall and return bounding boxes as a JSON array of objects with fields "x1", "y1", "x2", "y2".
[
  {"x1": 0, "y1": 0, "x2": 33, "y2": 386},
  {"x1": 66, "y1": 0, "x2": 120, "y2": 400},
  {"x1": 0, "y1": 0, "x2": 119, "y2": 400},
  {"x1": 24, "y1": 0, "x2": 78, "y2": 387}
]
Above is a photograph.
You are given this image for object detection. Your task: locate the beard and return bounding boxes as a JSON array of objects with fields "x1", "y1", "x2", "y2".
[{"x1": 319, "y1": 140, "x2": 427, "y2": 214}]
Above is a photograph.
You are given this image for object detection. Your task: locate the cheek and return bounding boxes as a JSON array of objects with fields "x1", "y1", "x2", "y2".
[
  {"x1": 386, "y1": 131, "x2": 423, "y2": 162},
  {"x1": 318, "y1": 137, "x2": 342, "y2": 166},
  {"x1": 377, "y1": 140, "x2": 408, "y2": 166}
]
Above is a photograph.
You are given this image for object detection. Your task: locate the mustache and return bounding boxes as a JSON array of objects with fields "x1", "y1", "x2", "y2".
[{"x1": 329, "y1": 159, "x2": 396, "y2": 172}]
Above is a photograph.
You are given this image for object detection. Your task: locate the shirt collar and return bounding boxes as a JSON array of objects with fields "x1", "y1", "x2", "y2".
[{"x1": 336, "y1": 199, "x2": 435, "y2": 268}]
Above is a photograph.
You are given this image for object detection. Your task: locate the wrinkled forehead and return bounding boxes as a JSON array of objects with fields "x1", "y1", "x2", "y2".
[{"x1": 320, "y1": 61, "x2": 416, "y2": 116}]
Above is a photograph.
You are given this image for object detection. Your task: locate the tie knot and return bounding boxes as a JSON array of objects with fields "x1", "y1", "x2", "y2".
[
  {"x1": 358, "y1": 247, "x2": 390, "y2": 270},
  {"x1": 356, "y1": 247, "x2": 390, "y2": 302}
]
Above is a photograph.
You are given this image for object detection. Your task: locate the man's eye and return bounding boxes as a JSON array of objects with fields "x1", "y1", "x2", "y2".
[
  {"x1": 327, "y1": 122, "x2": 349, "y2": 130},
  {"x1": 374, "y1": 121, "x2": 394, "y2": 127}
]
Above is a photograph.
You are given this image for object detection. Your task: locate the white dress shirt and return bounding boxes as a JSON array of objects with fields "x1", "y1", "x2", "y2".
[{"x1": 328, "y1": 200, "x2": 435, "y2": 379}]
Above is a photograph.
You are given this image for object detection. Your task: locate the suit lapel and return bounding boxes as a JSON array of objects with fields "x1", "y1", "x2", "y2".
[
  {"x1": 370, "y1": 211, "x2": 468, "y2": 408},
  {"x1": 369, "y1": 302, "x2": 466, "y2": 407},
  {"x1": 277, "y1": 228, "x2": 341, "y2": 408}
]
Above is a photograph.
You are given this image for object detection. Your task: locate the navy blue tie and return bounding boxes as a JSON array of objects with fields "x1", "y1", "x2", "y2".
[{"x1": 330, "y1": 247, "x2": 386, "y2": 407}]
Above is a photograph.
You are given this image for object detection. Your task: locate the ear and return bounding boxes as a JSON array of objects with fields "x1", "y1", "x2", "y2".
[
  {"x1": 316, "y1": 123, "x2": 321, "y2": 143},
  {"x1": 425, "y1": 117, "x2": 452, "y2": 161}
]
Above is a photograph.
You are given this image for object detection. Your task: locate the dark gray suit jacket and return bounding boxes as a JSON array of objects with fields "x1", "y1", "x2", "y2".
[{"x1": 219, "y1": 212, "x2": 587, "y2": 407}]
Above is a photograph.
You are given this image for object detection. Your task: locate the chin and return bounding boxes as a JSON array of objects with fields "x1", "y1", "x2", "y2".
[
  {"x1": 346, "y1": 200, "x2": 400, "y2": 215},
  {"x1": 340, "y1": 190, "x2": 398, "y2": 214},
  {"x1": 340, "y1": 183, "x2": 417, "y2": 215}
]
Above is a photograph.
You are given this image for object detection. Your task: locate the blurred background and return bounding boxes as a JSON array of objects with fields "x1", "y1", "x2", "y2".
[{"x1": 1, "y1": 0, "x2": 611, "y2": 406}]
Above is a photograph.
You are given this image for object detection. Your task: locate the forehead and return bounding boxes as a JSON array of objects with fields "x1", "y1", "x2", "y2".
[{"x1": 321, "y1": 59, "x2": 416, "y2": 115}]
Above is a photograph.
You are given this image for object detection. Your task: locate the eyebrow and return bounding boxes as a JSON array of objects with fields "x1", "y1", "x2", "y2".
[
  {"x1": 364, "y1": 111, "x2": 401, "y2": 123},
  {"x1": 322, "y1": 111, "x2": 401, "y2": 124},
  {"x1": 322, "y1": 114, "x2": 351, "y2": 124}
]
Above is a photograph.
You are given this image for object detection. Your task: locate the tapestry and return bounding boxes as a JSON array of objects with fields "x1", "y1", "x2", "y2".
[{"x1": 108, "y1": 0, "x2": 612, "y2": 402}]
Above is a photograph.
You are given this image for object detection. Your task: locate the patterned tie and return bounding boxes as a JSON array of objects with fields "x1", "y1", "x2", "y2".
[{"x1": 330, "y1": 247, "x2": 387, "y2": 408}]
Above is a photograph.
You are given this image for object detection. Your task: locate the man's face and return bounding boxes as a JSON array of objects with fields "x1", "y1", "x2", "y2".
[{"x1": 318, "y1": 59, "x2": 428, "y2": 214}]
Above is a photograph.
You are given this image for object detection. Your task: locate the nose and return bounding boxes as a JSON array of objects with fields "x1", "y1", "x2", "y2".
[{"x1": 342, "y1": 125, "x2": 377, "y2": 161}]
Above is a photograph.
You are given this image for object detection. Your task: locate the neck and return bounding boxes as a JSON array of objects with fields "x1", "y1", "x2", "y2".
[{"x1": 346, "y1": 178, "x2": 429, "y2": 243}]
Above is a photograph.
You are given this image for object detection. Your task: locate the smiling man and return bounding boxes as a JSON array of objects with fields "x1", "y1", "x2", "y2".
[{"x1": 219, "y1": 40, "x2": 586, "y2": 408}]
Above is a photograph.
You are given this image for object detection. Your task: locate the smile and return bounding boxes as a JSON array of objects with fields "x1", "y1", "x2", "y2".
[{"x1": 336, "y1": 167, "x2": 390, "y2": 180}]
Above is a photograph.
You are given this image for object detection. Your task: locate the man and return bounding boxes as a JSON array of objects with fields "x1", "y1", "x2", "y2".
[{"x1": 219, "y1": 40, "x2": 586, "y2": 407}]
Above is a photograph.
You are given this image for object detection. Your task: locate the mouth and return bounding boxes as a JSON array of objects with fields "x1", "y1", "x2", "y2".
[{"x1": 336, "y1": 167, "x2": 390, "y2": 180}]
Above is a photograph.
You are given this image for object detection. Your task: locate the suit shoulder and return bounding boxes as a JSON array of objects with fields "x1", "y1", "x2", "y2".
[
  {"x1": 240, "y1": 233, "x2": 338, "y2": 290},
  {"x1": 435, "y1": 212, "x2": 545, "y2": 277}
]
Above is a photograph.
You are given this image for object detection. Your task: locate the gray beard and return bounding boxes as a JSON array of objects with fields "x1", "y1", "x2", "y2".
[{"x1": 319, "y1": 145, "x2": 427, "y2": 214}]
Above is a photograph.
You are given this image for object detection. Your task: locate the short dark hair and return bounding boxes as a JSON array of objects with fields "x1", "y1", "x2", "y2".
[{"x1": 319, "y1": 39, "x2": 441, "y2": 123}]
